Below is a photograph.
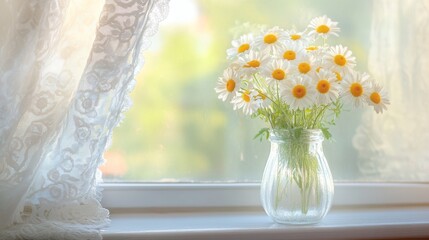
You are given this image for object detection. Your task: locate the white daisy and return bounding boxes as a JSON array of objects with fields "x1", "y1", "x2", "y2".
[
  {"x1": 262, "y1": 59, "x2": 293, "y2": 86},
  {"x1": 318, "y1": 67, "x2": 348, "y2": 82},
  {"x1": 295, "y1": 53, "x2": 316, "y2": 77},
  {"x1": 215, "y1": 68, "x2": 241, "y2": 102},
  {"x1": 305, "y1": 45, "x2": 320, "y2": 52},
  {"x1": 332, "y1": 69, "x2": 346, "y2": 82},
  {"x1": 254, "y1": 26, "x2": 286, "y2": 54},
  {"x1": 325, "y1": 45, "x2": 356, "y2": 73},
  {"x1": 255, "y1": 90, "x2": 271, "y2": 109},
  {"x1": 226, "y1": 34, "x2": 254, "y2": 59},
  {"x1": 341, "y1": 71, "x2": 371, "y2": 108},
  {"x1": 306, "y1": 45, "x2": 329, "y2": 61},
  {"x1": 238, "y1": 50, "x2": 268, "y2": 76},
  {"x1": 282, "y1": 76, "x2": 316, "y2": 110},
  {"x1": 308, "y1": 15, "x2": 340, "y2": 39},
  {"x1": 231, "y1": 89, "x2": 259, "y2": 115},
  {"x1": 313, "y1": 69, "x2": 340, "y2": 105},
  {"x1": 366, "y1": 82, "x2": 390, "y2": 113},
  {"x1": 277, "y1": 43, "x2": 305, "y2": 64},
  {"x1": 286, "y1": 29, "x2": 312, "y2": 46}
]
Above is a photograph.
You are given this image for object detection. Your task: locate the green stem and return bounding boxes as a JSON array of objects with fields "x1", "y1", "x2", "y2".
[
  {"x1": 312, "y1": 104, "x2": 329, "y2": 128},
  {"x1": 293, "y1": 110, "x2": 297, "y2": 127},
  {"x1": 274, "y1": 159, "x2": 282, "y2": 210},
  {"x1": 290, "y1": 139, "x2": 319, "y2": 214},
  {"x1": 302, "y1": 109, "x2": 305, "y2": 127}
]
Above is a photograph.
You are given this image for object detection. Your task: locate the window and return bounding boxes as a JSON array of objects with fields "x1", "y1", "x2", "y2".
[
  {"x1": 100, "y1": 0, "x2": 429, "y2": 183},
  {"x1": 100, "y1": 3, "x2": 429, "y2": 238}
]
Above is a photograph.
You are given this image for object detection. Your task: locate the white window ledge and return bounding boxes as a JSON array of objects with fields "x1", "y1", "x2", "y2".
[
  {"x1": 102, "y1": 206, "x2": 429, "y2": 240},
  {"x1": 101, "y1": 183, "x2": 429, "y2": 240}
]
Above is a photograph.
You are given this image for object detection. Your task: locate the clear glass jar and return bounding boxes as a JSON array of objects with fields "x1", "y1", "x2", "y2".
[{"x1": 260, "y1": 128, "x2": 334, "y2": 224}]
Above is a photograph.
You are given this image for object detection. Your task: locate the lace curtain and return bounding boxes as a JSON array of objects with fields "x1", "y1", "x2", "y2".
[
  {"x1": 0, "y1": 0, "x2": 169, "y2": 239},
  {"x1": 354, "y1": 0, "x2": 429, "y2": 180}
]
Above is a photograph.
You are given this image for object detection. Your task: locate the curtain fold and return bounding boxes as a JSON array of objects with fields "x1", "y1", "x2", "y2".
[
  {"x1": 354, "y1": 0, "x2": 429, "y2": 180},
  {"x1": 0, "y1": 0, "x2": 169, "y2": 239}
]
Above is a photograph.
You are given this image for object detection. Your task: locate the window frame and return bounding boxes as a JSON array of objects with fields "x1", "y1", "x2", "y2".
[
  {"x1": 101, "y1": 182, "x2": 429, "y2": 210},
  {"x1": 101, "y1": 0, "x2": 429, "y2": 214}
]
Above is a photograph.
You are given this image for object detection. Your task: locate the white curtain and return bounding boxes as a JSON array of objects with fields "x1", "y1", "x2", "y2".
[
  {"x1": 354, "y1": 0, "x2": 429, "y2": 180},
  {"x1": 0, "y1": 0, "x2": 169, "y2": 239}
]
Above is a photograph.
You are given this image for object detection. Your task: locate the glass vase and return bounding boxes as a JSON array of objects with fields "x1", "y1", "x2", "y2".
[{"x1": 260, "y1": 128, "x2": 334, "y2": 224}]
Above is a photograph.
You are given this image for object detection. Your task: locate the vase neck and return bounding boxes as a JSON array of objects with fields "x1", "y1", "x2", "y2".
[{"x1": 269, "y1": 128, "x2": 324, "y2": 144}]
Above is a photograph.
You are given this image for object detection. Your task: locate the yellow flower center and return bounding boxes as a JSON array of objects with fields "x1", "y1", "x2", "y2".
[
  {"x1": 238, "y1": 43, "x2": 250, "y2": 53},
  {"x1": 334, "y1": 54, "x2": 347, "y2": 66},
  {"x1": 283, "y1": 50, "x2": 296, "y2": 60},
  {"x1": 316, "y1": 67, "x2": 322, "y2": 73},
  {"x1": 226, "y1": 79, "x2": 236, "y2": 92},
  {"x1": 292, "y1": 85, "x2": 307, "y2": 99},
  {"x1": 316, "y1": 25, "x2": 330, "y2": 34},
  {"x1": 298, "y1": 62, "x2": 311, "y2": 74},
  {"x1": 317, "y1": 80, "x2": 330, "y2": 94},
  {"x1": 244, "y1": 60, "x2": 260, "y2": 68},
  {"x1": 334, "y1": 71, "x2": 342, "y2": 81},
  {"x1": 290, "y1": 34, "x2": 301, "y2": 40},
  {"x1": 370, "y1": 92, "x2": 381, "y2": 104},
  {"x1": 264, "y1": 34, "x2": 277, "y2": 44},
  {"x1": 272, "y1": 69, "x2": 286, "y2": 80},
  {"x1": 306, "y1": 46, "x2": 318, "y2": 51},
  {"x1": 242, "y1": 91, "x2": 251, "y2": 102},
  {"x1": 350, "y1": 83, "x2": 363, "y2": 97}
]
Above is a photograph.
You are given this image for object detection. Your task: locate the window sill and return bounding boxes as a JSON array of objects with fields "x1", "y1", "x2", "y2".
[{"x1": 102, "y1": 205, "x2": 429, "y2": 240}]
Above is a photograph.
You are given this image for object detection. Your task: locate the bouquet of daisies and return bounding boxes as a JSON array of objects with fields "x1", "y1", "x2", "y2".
[{"x1": 215, "y1": 16, "x2": 389, "y2": 139}]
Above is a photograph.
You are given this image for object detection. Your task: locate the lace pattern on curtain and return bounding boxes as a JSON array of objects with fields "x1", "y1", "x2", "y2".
[{"x1": 0, "y1": 0, "x2": 169, "y2": 239}]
